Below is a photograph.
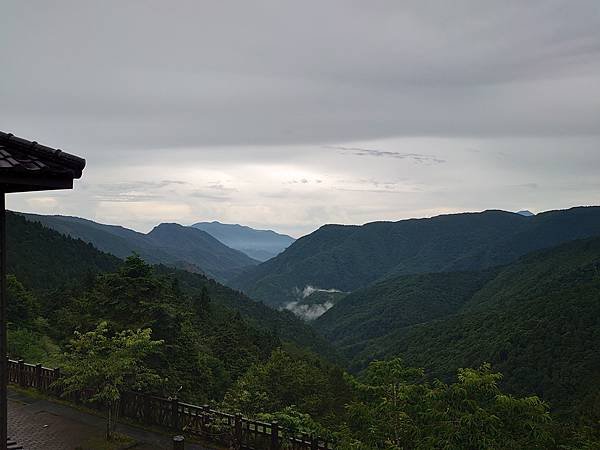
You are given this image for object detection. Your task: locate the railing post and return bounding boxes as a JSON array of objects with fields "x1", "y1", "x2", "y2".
[
  {"x1": 311, "y1": 434, "x2": 318, "y2": 450},
  {"x1": 173, "y1": 435, "x2": 184, "y2": 450},
  {"x1": 35, "y1": 363, "x2": 42, "y2": 389},
  {"x1": 17, "y1": 359, "x2": 25, "y2": 387},
  {"x1": 234, "y1": 413, "x2": 242, "y2": 448},
  {"x1": 271, "y1": 420, "x2": 279, "y2": 450},
  {"x1": 202, "y1": 404, "x2": 209, "y2": 432},
  {"x1": 53, "y1": 367, "x2": 61, "y2": 394},
  {"x1": 171, "y1": 397, "x2": 179, "y2": 430}
]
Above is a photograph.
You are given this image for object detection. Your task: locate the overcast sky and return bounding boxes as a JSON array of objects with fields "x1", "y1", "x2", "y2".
[{"x1": 2, "y1": 1, "x2": 599, "y2": 237}]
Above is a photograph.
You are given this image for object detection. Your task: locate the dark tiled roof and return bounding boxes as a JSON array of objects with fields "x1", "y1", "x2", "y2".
[{"x1": 0, "y1": 131, "x2": 85, "y2": 179}]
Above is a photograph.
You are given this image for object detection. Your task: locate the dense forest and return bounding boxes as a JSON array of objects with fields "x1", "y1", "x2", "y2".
[
  {"x1": 234, "y1": 206, "x2": 600, "y2": 307},
  {"x1": 20, "y1": 212, "x2": 258, "y2": 282},
  {"x1": 7, "y1": 211, "x2": 600, "y2": 448},
  {"x1": 315, "y1": 236, "x2": 600, "y2": 440}
]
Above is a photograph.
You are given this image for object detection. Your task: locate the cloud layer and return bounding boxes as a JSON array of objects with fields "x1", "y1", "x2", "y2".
[{"x1": 1, "y1": 1, "x2": 599, "y2": 235}]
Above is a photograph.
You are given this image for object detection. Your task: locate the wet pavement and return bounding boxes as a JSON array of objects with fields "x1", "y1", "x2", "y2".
[{"x1": 7, "y1": 388, "x2": 216, "y2": 450}]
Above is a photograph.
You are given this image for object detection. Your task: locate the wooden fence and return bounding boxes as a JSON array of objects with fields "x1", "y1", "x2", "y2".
[{"x1": 7, "y1": 359, "x2": 334, "y2": 450}]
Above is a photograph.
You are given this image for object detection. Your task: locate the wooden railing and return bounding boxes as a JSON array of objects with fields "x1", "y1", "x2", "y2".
[{"x1": 7, "y1": 359, "x2": 334, "y2": 449}]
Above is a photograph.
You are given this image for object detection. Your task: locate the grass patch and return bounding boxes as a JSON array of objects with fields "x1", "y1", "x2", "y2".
[{"x1": 75, "y1": 432, "x2": 136, "y2": 450}]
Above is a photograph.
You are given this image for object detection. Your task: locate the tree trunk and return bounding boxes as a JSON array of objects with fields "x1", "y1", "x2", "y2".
[{"x1": 106, "y1": 406, "x2": 112, "y2": 440}]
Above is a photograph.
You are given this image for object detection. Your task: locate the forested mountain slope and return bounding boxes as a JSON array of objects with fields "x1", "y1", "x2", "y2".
[
  {"x1": 146, "y1": 222, "x2": 258, "y2": 280},
  {"x1": 7, "y1": 211, "x2": 334, "y2": 360},
  {"x1": 234, "y1": 206, "x2": 600, "y2": 307},
  {"x1": 19, "y1": 212, "x2": 258, "y2": 282},
  {"x1": 341, "y1": 237, "x2": 600, "y2": 422},
  {"x1": 7, "y1": 212, "x2": 121, "y2": 290},
  {"x1": 314, "y1": 270, "x2": 496, "y2": 351},
  {"x1": 192, "y1": 221, "x2": 295, "y2": 261}
]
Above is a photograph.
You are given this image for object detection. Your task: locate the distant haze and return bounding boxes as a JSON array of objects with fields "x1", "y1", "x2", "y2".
[
  {"x1": 2, "y1": 1, "x2": 599, "y2": 236},
  {"x1": 192, "y1": 221, "x2": 294, "y2": 261}
]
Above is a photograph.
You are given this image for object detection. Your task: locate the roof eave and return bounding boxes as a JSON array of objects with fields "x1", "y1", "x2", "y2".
[{"x1": 0, "y1": 174, "x2": 75, "y2": 193}]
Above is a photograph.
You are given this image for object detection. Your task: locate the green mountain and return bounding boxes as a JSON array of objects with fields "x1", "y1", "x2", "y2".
[
  {"x1": 314, "y1": 270, "x2": 495, "y2": 351},
  {"x1": 319, "y1": 237, "x2": 600, "y2": 422},
  {"x1": 19, "y1": 212, "x2": 258, "y2": 282},
  {"x1": 146, "y1": 222, "x2": 258, "y2": 280},
  {"x1": 6, "y1": 211, "x2": 335, "y2": 360},
  {"x1": 234, "y1": 207, "x2": 600, "y2": 308},
  {"x1": 7, "y1": 211, "x2": 121, "y2": 290},
  {"x1": 284, "y1": 289, "x2": 347, "y2": 321},
  {"x1": 192, "y1": 221, "x2": 295, "y2": 261}
]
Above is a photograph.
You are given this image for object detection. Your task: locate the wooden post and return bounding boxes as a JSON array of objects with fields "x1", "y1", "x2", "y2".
[
  {"x1": 143, "y1": 393, "x2": 150, "y2": 422},
  {"x1": 35, "y1": 363, "x2": 42, "y2": 389},
  {"x1": 202, "y1": 404, "x2": 209, "y2": 432},
  {"x1": 53, "y1": 367, "x2": 60, "y2": 395},
  {"x1": 0, "y1": 193, "x2": 7, "y2": 450},
  {"x1": 234, "y1": 413, "x2": 242, "y2": 448},
  {"x1": 17, "y1": 359, "x2": 25, "y2": 387},
  {"x1": 271, "y1": 420, "x2": 279, "y2": 450},
  {"x1": 171, "y1": 397, "x2": 179, "y2": 430},
  {"x1": 311, "y1": 434, "x2": 318, "y2": 450},
  {"x1": 172, "y1": 435, "x2": 184, "y2": 450}
]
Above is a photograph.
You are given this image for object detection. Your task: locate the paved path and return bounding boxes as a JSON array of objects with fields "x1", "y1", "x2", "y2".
[{"x1": 8, "y1": 388, "x2": 218, "y2": 450}]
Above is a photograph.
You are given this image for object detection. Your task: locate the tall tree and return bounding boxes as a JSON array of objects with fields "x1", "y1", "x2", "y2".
[{"x1": 56, "y1": 322, "x2": 163, "y2": 439}]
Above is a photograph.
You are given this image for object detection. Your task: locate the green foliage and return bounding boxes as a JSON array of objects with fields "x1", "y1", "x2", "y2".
[
  {"x1": 56, "y1": 321, "x2": 163, "y2": 438},
  {"x1": 7, "y1": 207, "x2": 600, "y2": 448},
  {"x1": 339, "y1": 359, "x2": 553, "y2": 450},
  {"x1": 50, "y1": 255, "x2": 279, "y2": 403},
  {"x1": 156, "y1": 264, "x2": 341, "y2": 362},
  {"x1": 258, "y1": 406, "x2": 331, "y2": 439},
  {"x1": 315, "y1": 270, "x2": 494, "y2": 353},
  {"x1": 57, "y1": 321, "x2": 164, "y2": 404},
  {"x1": 8, "y1": 210, "x2": 337, "y2": 363},
  {"x1": 7, "y1": 274, "x2": 39, "y2": 325},
  {"x1": 339, "y1": 237, "x2": 600, "y2": 432},
  {"x1": 223, "y1": 348, "x2": 353, "y2": 429},
  {"x1": 6, "y1": 213, "x2": 333, "y2": 401},
  {"x1": 235, "y1": 206, "x2": 600, "y2": 307},
  {"x1": 7, "y1": 327, "x2": 59, "y2": 365},
  {"x1": 19, "y1": 212, "x2": 258, "y2": 282},
  {"x1": 7, "y1": 211, "x2": 120, "y2": 291}
]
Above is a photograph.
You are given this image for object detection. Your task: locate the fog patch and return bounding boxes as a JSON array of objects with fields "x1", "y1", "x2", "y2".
[
  {"x1": 284, "y1": 285, "x2": 345, "y2": 320},
  {"x1": 295, "y1": 285, "x2": 343, "y2": 299},
  {"x1": 284, "y1": 301, "x2": 335, "y2": 321}
]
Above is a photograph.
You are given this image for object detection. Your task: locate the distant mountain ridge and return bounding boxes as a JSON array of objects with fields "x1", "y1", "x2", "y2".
[
  {"x1": 192, "y1": 221, "x2": 295, "y2": 261},
  {"x1": 516, "y1": 210, "x2": 535, "y2": 216},
  {"x1": 19, "y1": 213, "x2": 258, "y2": 282},
  {"x1": 233, "y1": 206, "x2": 600, "y2": 308}
]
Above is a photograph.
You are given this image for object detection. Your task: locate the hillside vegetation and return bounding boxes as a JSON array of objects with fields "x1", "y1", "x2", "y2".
[
  {"x1": 319, "y1": 237, "x2": 600, "y2": 426},
  {"x1": 20, "y1": 212, "x2": 258, "y2": 282},
  {"x1": 6, "y1": 211, "x2": 600, "y2": 447},
  {"x1": 7, "y1": 212, "x2": 335, "y2": 361},
  {"x1": 234, "y1": 207, "x2": 600, "y2": 307},
  {"x1": 315, "y1": 270, "x2": 495, "y2": 350}
]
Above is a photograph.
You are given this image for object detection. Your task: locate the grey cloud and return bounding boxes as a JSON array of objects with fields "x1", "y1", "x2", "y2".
[
  {"x1": 90, "y1": 180, "x2": 190, "y2": 202},
  {"x1": 1, "y1": 2, "x2": 599, "y2": 236},
  {"x1": 97, "y1": 180, "x2": 188, "y2": 191},
  {"x1": 1, "y1": 1, "x2": 599, "y2": 155},
  {"x1": 286, "y1": 179, "x2": 319, "y2": 185},
  {"x1": 515, "y1": 183, "x2": 540, "y2": 190},
  {"x1": 327, "y1": 146, "x2": 445, "y2": 164},
  {"x1": 189, "y1": 182, "x2": 237, "y2": 200},
  {"x1": 94, "y1": 193, "x2": 160, "y2": 203}
]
